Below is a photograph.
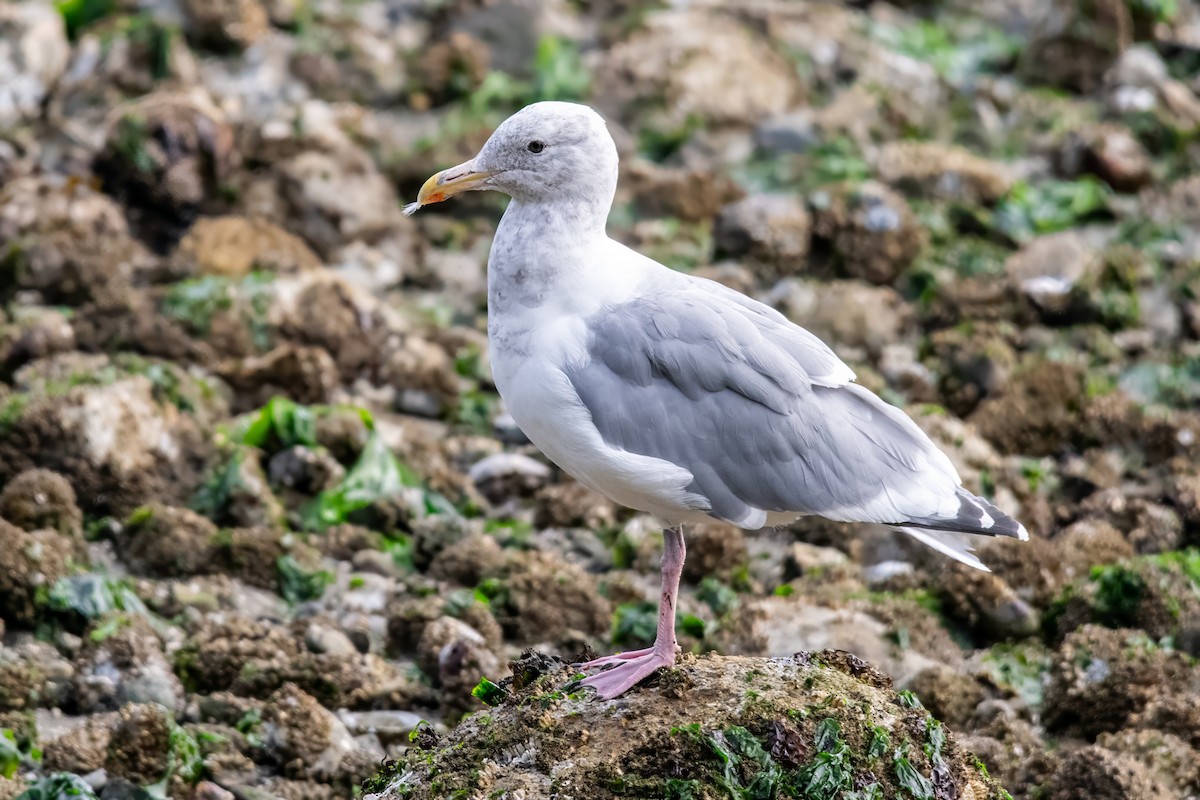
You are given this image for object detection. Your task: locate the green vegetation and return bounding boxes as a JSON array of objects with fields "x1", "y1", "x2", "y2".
[
  {"x1": 41, "y1": 574, "x2": 145, "y2": 621},
  {"x1": 471, "y1": 677, "x2": 508, "y2": 707},
  {"x1": 55, "y1": 0, "x2": 115, "y2": 39},
  {"x1": 161, "y1": 273, "x2": 275, "y2": 349},
  {"x1": 16, "y1": 772, "x2": 101, "y2": 798},
  {"x1": 1118, "y1": 357, "x2": 1200, "y2": 408},
  {"x1": 277, "y1": 554, "x2": 334, "y2": 604},
  {"x1": 233, "y1": 397, "x2": 322, "y2": 450},
  {"x1": 611, "y1": 602, "x2": 706, "y2": 647},
  {"x1": 893, "y1": 746, "x2": 935, "y2": 799},
  {"x1": 872, "y1": 18, "x2": 1021, "y2": 84},
  {"x1": 981, "y1": 644, "x2": 1052, "y2": 709},
  {"x1": 1, "y1": 729, "x2": 24, "y2": 779},
  {"x1": 303, "y1": 431, "x2": 454, "y2": 529},
  {"x1": 1090, "y1": 563, "x2": 1147, "y2": 628},
  {"x1": 991, "y1": 178, "x2": 1111, "y2": 243},
  {"x1": 797, "y1": 718, "x2": 854, "y2": 799}
]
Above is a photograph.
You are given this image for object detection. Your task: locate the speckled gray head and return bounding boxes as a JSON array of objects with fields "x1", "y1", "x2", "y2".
[{"x1": 404, "y1": 101, "x2": 618, "y2": 214}]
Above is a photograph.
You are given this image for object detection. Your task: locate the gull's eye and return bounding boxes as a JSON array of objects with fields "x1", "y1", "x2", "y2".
[{"x1": 527, "y1": 140, "x2": 545, "y2": 154}]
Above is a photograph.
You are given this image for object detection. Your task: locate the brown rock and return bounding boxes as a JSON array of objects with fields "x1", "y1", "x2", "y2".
[
  {"x1": 681, "y1": 522, "x2": 748, "y2": 583},
  {"x1": 810, "y1": 181, "x2": 925, "y2": 285},
  {"x1": 1085, "y1": 124, "x2": 1153, "y2": 192},
  {"x1": 906, "y1": 665, "x2": 986, "y2": 728},
  {"x1": 119, "y1": 504, "x2": 219, "y2": 578},
  {"x1": 182, "y1": 0, "x2": 268, "y2": 51},
  {"x1": 0, "y1": 519, "x2": 74, "y2": 627},
  {"x1": 969, "y1": 359, "x2": 1088, "y2": 456},
  {"x1": 594, "y1": 10, "x2": 801, "y2": 131},
  {"x1": 0, "y1": 176, "x2": 154, "y2": 304},
  {"x1": 877, "y1": 141, "x2": 1014, "y2": 204},
  {"x1": 175, "y1": 216, "x2": 322, "y2": 278},
  {"x1": 714, "y1": 194, "x2": 811, "y2": 277},
  {"x1": 1047, "y1": 744, "x2": 1174, "y2": 800},
  {"x1": 95, "y1": 91, "x2": 237, "y2": 251},
  {"x1": 623, "y1": 160, "x2": 744, "y2": 223},
  {"x1": 0, "y1": 468, "x2": 82, "y2": 538},
  {"x1": 105, "y1": 703, "x2": 173, "y2": 785}
]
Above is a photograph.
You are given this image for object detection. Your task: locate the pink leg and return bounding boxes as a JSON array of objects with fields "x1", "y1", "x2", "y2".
[{"x1": 580, "y1": 526, "x2": 685, "y2": 699}]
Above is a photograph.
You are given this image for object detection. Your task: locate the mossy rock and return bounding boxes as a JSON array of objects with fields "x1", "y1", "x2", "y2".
[
  {"x1": 1044, "y1": 550, "x2": 1200, "y2": 646},
  {"x1": 371, "y1": 651, "x2": 1011, "y2": 799}
]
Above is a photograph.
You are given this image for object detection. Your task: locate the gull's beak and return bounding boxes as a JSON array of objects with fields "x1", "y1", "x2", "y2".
[{"x1": 403, "y1": 159, "x2": 495, "y2": 215}]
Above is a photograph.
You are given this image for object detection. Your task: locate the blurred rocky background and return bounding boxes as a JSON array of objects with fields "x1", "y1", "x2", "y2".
[{"x1": 1, "y1": 0, "x2": 1200, "y2": 797}]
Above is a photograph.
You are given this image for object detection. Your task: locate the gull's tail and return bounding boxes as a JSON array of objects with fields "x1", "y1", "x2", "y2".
[{"x1": 891, "y1": 487, "x2": 1029, "y2": 572}]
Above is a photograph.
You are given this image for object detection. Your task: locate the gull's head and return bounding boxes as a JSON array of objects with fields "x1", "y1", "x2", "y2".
[{"x1": 405, "y1": 101, "x2": 618, "y2": 215}]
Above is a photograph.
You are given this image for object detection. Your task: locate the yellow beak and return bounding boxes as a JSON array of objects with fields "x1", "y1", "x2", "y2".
[{"x1": 404, "y1": 159, "x2": 495, "y2": 215}]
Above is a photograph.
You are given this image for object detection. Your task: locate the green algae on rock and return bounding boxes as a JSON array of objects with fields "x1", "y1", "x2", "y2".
[{"x1": 369, "y1": 651, "x2": 1011, "y2": 800}]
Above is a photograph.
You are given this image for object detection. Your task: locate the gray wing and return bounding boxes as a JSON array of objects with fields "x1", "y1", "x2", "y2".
[{"x1": 565, "y1": 277, "x2": 1021, "y2": 537}]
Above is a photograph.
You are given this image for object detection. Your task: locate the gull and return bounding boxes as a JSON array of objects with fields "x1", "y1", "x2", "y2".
[{"x1": 406, "y1": 101, "x2": 1027, "y2": 699}]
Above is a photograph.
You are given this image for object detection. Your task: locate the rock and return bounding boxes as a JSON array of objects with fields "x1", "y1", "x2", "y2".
[
  {"x1": 713, "y1": 194, "x2": 811, "y2": 277},
  {"x1": 409, "y1": 514, "x2": 470, "y2": 573},
  {"x1": 268, "y1": 445, "x2": 346, "y2": 496},
  {"x1": 1021, "y1": 0, "x2": 1133, "y2": 93},
  {"x1": 0, "y1": 307, "x2": 77, "y2": 371},
  {"x1": 0, "y1": 176, "x2": 155, "y2": 305},
  {"x1": 810, "y1": 181, "x2": 924, "y2": 285},
  {"x1": 95, "y1": 91, "x2": 238, "y2": 252},
  {"x1": 0, "y1": 640, "x2": 73, "y2": 711},
  {"x1": 0, "y1": 3, "x2": 70, "y2": 132},
  {"x1": 42, "y1": 713, "x2": 116, "y2": 774},
  {"x1": 594, "y1": 10, "x2": 801, "y2": 133},
  {"x1": 427, "y1": 532, "x2": 505, "y2": 586},
  {"x1": 304, "y1": 623, "x2": 358, "y2": 660},
  {"x1": 937, "y1": 565, "x2": 1040, "y2": 639},
  {"x1": 117, "y1": 504, "x2": 219, "y2": 578},
  {"x1": 681, "y1": 522, "x2": 748, "y2": 583},
  {"x1": 193, "y1": 448, "x2": 286, "y2": 529},
  {"x1": 273, "y1": 143, "x2": 402, "y2": 258},
  {"x1": 416, "y1": 616, "x2": 501, "y2": 710},
  {"x1": 72, "y1": 616, "x2": 184, "y2": 713},
  {"x1": 0, "y1": 352, "x2": 221, "y2": 517},
  {"x1": 263, "y1": 683, "x2": 358, "y2": 783},
  {"x1": 1096, "y1": 729, "x2": 1200, "y2": 795},
  {"x1": 0, "y1": 468, "x2": 83, "y2": 538},
  {"x1": 1084, "y1": 124, "x2": 1153, "y2": 192},
  {"x1": 621, "y1": 159, "x2": 745, "y2": 223},
  {"x1": 770, "y1": 278, "x2": 914, "y2": 361},
  {"x1": 105, "y1": 703, "x2": 173, "y2": 786},
  {"x1": 182, "y1": 0, "x2": 269, "y2": 52},
  {"x1": 926, "y1": 324, "x2": 1018, "y2": 417},
  {"x1": 0, "y1": 519, "x2": 76, "y2": 628},
  {"x1": 1042, "y1": 625, "x2": 1198, "y2": 739},
  {"x1": 533, "y1": 482, "x2": 618, "y2": 531},
  {"x1": 1170, "y1": 472, "x2": 1200, "y2": 527},
  {"x1": 173, "y1": 216, "x2": 323, "y2": 279},
  {"x1": 271, "y1": 272, "x2": 404, "y2": 381},
  {"x1": 969, "y1": 359, "x2": 1088, "y2": 456},
  {"x1": 906, "y1": 665, "x2": 987, "y2": 728},
  {"x1": 468, "y1": 452, "x2": 551, "y2": 505},
  {"x1": 337, "y1": 709, "x2": 426, "y2": 747},
  {"x1": 1046, "y1": 553, "x2": 1200, "y2": 645},
  {"x1": 486, "y1": 550, "x2": 611, "y2": 645},
  {"x1": 783, "y1": 542, "x2": 851, "y2": 581},
  {"x1": 754, "y1": 110, "x2": 818, "y2": 154},
  {"x1": 716, "y1": 597, "x2": 942, "y2": 686},
  {"x1": 221, "y1": 345, "x2": 341, "y2": 413},
  {"x1": 876, "y1": 141, "x2": 1014, "y2": 204},
  {"x1": 1047, "y1": 744, "x2": 1175, "y2": 800},
  {"x1": 1005, "y1": 231, "x2": 1103, "y2": 318},
  {"x1": 177, "y1": 614, "x2": 302, "y2": 695},
  {"x1": 379, "y1": 652, "x2": 1008, "y2": 799}
]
